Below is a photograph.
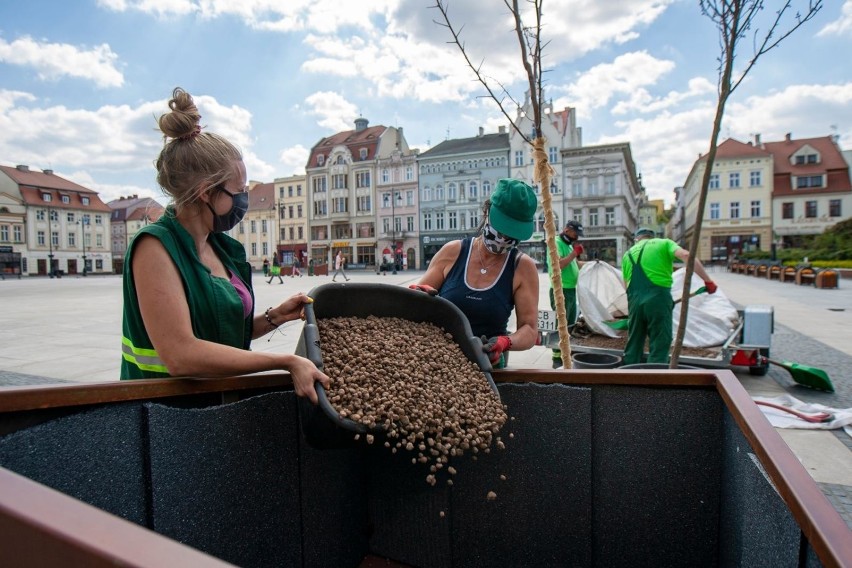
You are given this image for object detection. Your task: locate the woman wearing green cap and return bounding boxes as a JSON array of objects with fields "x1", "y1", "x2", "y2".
[{"x1": 410, "y1": 179, "x2": 540, "y2": 368}]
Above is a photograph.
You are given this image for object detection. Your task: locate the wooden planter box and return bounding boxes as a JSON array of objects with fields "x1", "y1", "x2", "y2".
[
  {"x1": 781, "y1": 266, "x2": 797, "y2": 283},
  {"x1": 1, "y1": 371, "x2": 850, "y2": 567},
  {"x1": 795, "y1": 266, "x2": 817, "y2": 286},
  {"x1": 768, "y1": 265, "x2": 782, "y2": 280},
  {"x1": 815, "y1": 269, "x2": 839, "y2": 289}
]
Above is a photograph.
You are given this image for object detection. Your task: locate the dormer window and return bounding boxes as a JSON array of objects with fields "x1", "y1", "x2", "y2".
[
  {"x1": 336, "y1": 155, "x2": 345, "y2": 165},
  {"x1": 42, "y1": 193, "x2": 52, "y2": 202},
  {"x1": 81, "y1": 196, "x2": 90, "y2": 206},
  {"x1": 317, "y1": 155, "x2": 325, "y2": 166},
  {"x1": 360, "y1": 148, "x2": 368, "y2": 160},
  {"x1": 61, "y1": 195, "x2": 70, "y2": 204}
]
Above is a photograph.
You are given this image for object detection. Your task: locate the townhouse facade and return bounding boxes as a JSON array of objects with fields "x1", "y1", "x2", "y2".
[
  {"x1": 108, "y1": 195, "x2": 165, "y2": 274},
  {"x1": 561, "y1": 143, "x2": 644, "y2": 264},
  {"x1": 231, "y1": 182, "x2": 277, "y2": 270},
  {"x1": 0, "y1": 164, "x2": 112, "y2": 277},
  {"x1": 376, "y1": 149, "x2": 419, "y2": 270},
  {"x1": 678, "y1": 134, "x2": 851, "y2": 262},
  {"x1": 273, "y1": 174, "x2": 309, "y2": 268},
  {"x1": 764, "y1": 134, "x2": 852, "y2": 248},
  {"x1": 509, "y1": 95, "x2": 583, "y2": 265},
  {"x1": 417, "y1": 128, "x2": 509, "y2": 267},
  {"x1": 305, "y1": 118, "x2": 414, "y2": 270}
]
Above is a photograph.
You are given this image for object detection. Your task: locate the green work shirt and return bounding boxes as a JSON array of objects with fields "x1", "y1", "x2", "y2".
[
  {"x1": 547, "y1": 237, "x2": 580, "y2": 289},
  {"x1": 622, "y1": 238, "x2": 680, "y2": 288},
  {"x1": 120, "y1": 210, "x2": 254, "y2": 379}
]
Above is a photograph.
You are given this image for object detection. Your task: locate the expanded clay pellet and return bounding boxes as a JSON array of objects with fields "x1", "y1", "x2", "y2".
[{"x1": 318, "y1": 315, "x2": 507, "y2": 484}]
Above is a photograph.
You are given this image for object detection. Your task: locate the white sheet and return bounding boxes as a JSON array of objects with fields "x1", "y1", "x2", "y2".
[{"x1": 753, "y1": 394, "x2": 852, "y2": 438}]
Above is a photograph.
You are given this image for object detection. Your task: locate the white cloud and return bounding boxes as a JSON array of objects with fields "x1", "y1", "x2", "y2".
[
  {"x1": 817, "y1": 0, "x2": 852, "y2": 37},
  {"x1": 303, "y1": 91, "x2": 359, "y2": 132},
  {"x1": 0, "y1": 36, "x2": 124, "y2": 88},
  {"x1": 279, "y1": 145, "x2": 309, "y2": 176},
  {"x1": 0, "y1": 90, "x2": 275, "y2": 196},
  {"x1": 564, "y1": 51, "x2": 676, "y2": 118},
  {"x1": 612, "y1": 77, "x2": 716, "y2": 115}
]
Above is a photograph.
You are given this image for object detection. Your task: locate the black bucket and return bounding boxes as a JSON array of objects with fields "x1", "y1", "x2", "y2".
[
  {"x1": 619, "y1": 363, "x2": 701, "y2": 370},
  {"x1": 571, "y1": 352, "x2": 623, "y2": 369}
]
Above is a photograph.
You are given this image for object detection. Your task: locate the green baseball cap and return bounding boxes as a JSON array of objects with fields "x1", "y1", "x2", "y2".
[
  {"x1": 634, "y1": 227, "x2": 655, "y2": 238},
  {"x1": 489, "y1": 179, "x2": 538, "y2": 241}
]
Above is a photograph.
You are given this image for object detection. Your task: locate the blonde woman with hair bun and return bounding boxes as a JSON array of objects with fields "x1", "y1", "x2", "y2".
[{"x1": 120, "y1": 87, "x2": 329, "y2": 403}]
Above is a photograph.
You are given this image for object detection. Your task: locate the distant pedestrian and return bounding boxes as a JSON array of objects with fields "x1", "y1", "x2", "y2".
[
  {"x1": 267, "y1": 256, "x2": 284, "y2": 284},
  {"x1": 332, "y1": 251, "x2": 350, "y2": 282},
  {"x1": 291, "y1": 257, "x2": 302, "y2": 278},
  {"x1": 262, "y1": 257, "x2": 269, "y2": 277}
]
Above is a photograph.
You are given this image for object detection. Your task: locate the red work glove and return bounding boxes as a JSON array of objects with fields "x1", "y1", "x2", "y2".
[
  {"x1": 703, "y1": 280, "x2": 718, "y2": 294},
  {"x1": 482, "y1": 335, "x2": 512, "y2": 365},
  {"x1": 573, "y1": 244, "x2": 584, "y2": 257},
  {"x1": 409, "y1": 283, "x2": 438, "y2": 296}
]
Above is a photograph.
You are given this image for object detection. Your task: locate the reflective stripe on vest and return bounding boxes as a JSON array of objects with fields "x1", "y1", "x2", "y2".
[{"x1": 121, "y1": 336, "x2": 169, "y2": 374}]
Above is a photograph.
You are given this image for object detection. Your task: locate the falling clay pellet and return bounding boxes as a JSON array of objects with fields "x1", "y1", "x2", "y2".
[{"x1": 487, "y1": 491, "x2": 497, "y2": 501}]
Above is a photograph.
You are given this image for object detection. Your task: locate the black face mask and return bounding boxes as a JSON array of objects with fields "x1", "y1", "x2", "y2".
[
  {"x1": 207, "y1": 186, "x2": 248, "y2": 232},
  {"x1": 560, "y1": 232, "x2": 574, "y2": 245}
]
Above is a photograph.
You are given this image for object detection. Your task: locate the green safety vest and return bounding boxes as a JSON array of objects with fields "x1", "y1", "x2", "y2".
[{"x1": 120, "y1": 211, "x2": 254, "y2": 379}]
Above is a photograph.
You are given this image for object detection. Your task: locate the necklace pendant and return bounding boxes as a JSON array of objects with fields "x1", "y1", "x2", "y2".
[{"x1": 480, "y1": 268, "x2": 487, "y2": 274}]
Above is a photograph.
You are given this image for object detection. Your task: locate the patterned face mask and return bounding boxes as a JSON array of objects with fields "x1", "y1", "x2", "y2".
[{"x1": 482, "y1": 223, "x2": 520, "y2": 254}]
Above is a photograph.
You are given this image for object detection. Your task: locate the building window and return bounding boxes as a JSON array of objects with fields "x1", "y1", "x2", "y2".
[
  {"x1": 435, "y1": 185, "x2": 444, "y2": 200},
  {"x1": 381, "y1": 169, "x2": 390, "y2": 183},
  {"x1": 262, "y1": 243, "x2": 268, "y2": 256},
  {"x1": 730, "y1": 202, "x2": 740, "y2": 219},
  {"x1": 13, "y1": 226, "x2": 21, "y2": 242},
  {"x1": 448, "y1": 211, "x2": 458, "y2": 230},
  {"x1": 297, "y1": 185, "x2": 302, "y2": 196},
  {"x1": 42, "y1": 193, "x2": 52, "y2": 202},
  {"x1": 332, "y1": 197, "x2": 348, "y2": 213},
  {"x1": 314, "y1": 200, "x2": 328, "y2": 216},
  {"x1": 587, "y1": 179, "x2": 598, "y2": 196},
  {"x1": 81, "y1": 197, "x2": 89, "y2": 205},
  {"x1": 261, "y1": 220, "x2": 268, "y2": 233},
  {"x1": 357, "y1": 195, "x2": 371, "y2": 212},
  {"x1": 360, "y1": 148, "x2": 368, "y2": 160},
  {"x1": 312, "y1": 177, "x2": 327, "y2": 193},
  {"x1": 50, "y1": 210, "x2": 59, "y2": 222},
  {"x1": 796, "y1": 175, "x2": 823, "y2": 189},
  {"x1": 710, "y1": 203, "x2": 720, "y2": 220},
  {"x1": 356, "y1": 171, "x2": 371, "y2": 188},
  {"x1": 795, "y1": 153, "x2": 818, "y2": 165},
  {"x1": 548, "y1": 146, "x2": 558, "y2": 164},
  {"x1": 749, "y1": 171, "x2": 761, "y2": 187},
  {"x1": 239, "y1": 222, "x2": 245, "y2": 234},
  {"x1": 729, "y1": 172, "x2": 740, "y2": 188},
  {"x1": 250, "y1": 220, "x2": 257, "y2": 233},
  {"x1": 605, "y1": 176, "x2": 615, "y2": 194},
  {"x1": 406, "y1": 190, "x2": 414, "y2": 206},
  {"x1": 448, "y1": 183, "x2": 457, "y2": 201},
  {"x1": 805, "y1": 201, "x2": 817, "y2": 218},
  {"x1": 332, "y1": 174, "x2": 347, "y2": 189},
  {"x1": 51, "y1": 230, "x2": 59, "y2": 247},
  {"x1": 482, "y1": 180, "x2": 491, "y2": 196},
  {"x1": 297, "y1": 204, "x2": 303, "y2": 217},
  {"x1": 407, "y1": 216, "x2": 414, "y2": 231},
  {"x1": 605, "y1": 207, "x2": 615, "y2": 225},
  {"x1": 61, "y1": 195, "x2": 70, "y2": 204},
  {"x1": 750, "y1": 200, "x2": 761, "y2": 218},
  {"x1": 67, "y1": 212, "x2": 75, "y2": 223},
  {"x1": 514, "y1": 150, "x2": 524, "y2": 166},
  {"x1": 298, "y1": 226, "x2": 303, "y2": 239},
  {"x1": 782, "y1": 202, "x2": 794, "y2": 219},
  {"x1": 405, "y1": 166, "x2": 413, "y2": 181},
  {"x1": 317, "y1": 155, "x2": 325, "y2": 166},
  {"x1": 288, "y1": 205, "x2": 294, "y2": 218},
  {"x1": 0, "y1": 225, "x2": 7, "y2": 241},
  {"x1": 435, "y1": 212, "x2": 445, "y2": 230},
  {"x1": 709, "y1": 174, "x2": 720, "y2": 190},
  {"x1": 589, "y1": 208, "x2": 599, "y2": 226},
  {"x1": 423, "y1": 212, "x2": 432, "y2": 231},
  {"x1": 829, "y1": 199, "x2": 841, "y2": 217},
  {"x1": 251, "y1": 243, "x2": 257, "y2": 256},
  {"x1": 572, "y1": 180, "x2": 582, "y2": 197}
]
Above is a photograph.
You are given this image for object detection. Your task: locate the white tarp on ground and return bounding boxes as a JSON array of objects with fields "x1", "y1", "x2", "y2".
[
  {"x1": 576, "y1": 261, "x2": 627, "y2": 338},
  {"x1": 671, "y1": 268, "x2": 740, "y2": 347},
  {"x1": 754, "y1": 395, "x2": 852, "y2": 438},
  {"x1": 576, "y1": 263, "x2": 739, "y2": 347}
]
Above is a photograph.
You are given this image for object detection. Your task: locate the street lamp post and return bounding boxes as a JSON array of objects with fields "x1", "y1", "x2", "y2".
[
  {"x1": 47, "y1": 225, "x2": 54, "y2": 278},
  {"x1": 77, "y1": 219, "x2": 89, "y2": 276},
  {"x1": 390, "y1": 190, "x2": 402, "y2": 274}
]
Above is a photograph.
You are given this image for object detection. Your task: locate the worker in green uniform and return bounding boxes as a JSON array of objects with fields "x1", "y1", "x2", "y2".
[
  {"x1": 547, "y1": 220, "x2": 585, "y2": 368},
  {"x1": 621, "y1": 228, "x2": 717, "y2": 365}
]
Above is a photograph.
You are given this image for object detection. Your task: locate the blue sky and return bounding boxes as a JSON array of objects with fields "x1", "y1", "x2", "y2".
[{"x1": 1, "y1": 0, "x2": 851, "y2": 207}]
